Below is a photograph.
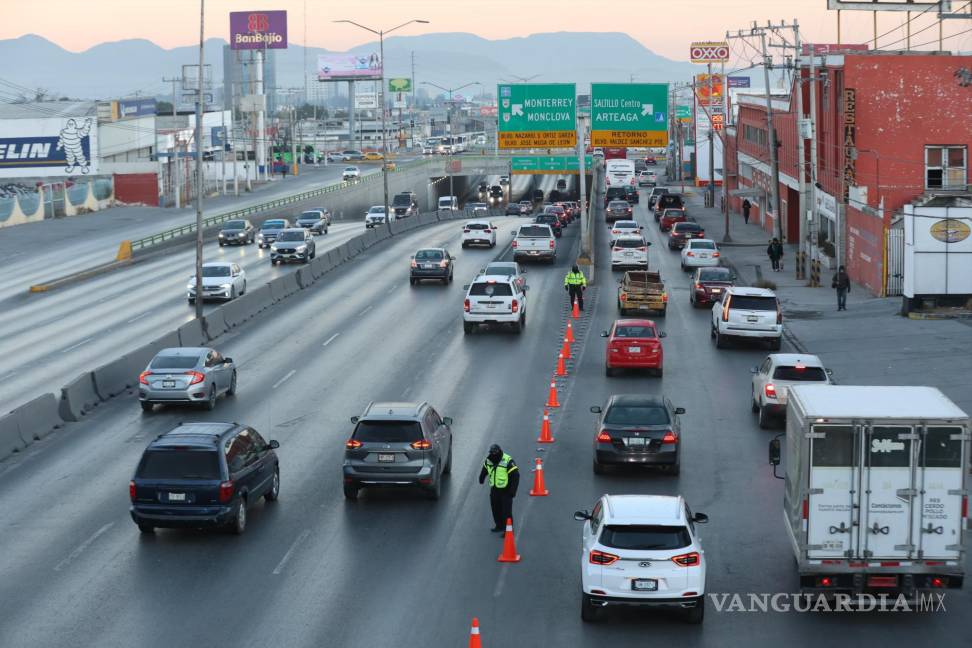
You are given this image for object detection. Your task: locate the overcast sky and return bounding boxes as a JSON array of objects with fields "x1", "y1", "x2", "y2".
[{"x1": 3, "y1": 0, "x2": 971, "y2": 59}]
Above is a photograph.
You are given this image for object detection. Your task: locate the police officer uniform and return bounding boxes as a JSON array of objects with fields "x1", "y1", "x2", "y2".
[
  {"x1": 478, "y1": 444, "x2": 519, "y2": 532},
  {"x1": 564, "y1": 265, "x2": 587, "y2": 311}
]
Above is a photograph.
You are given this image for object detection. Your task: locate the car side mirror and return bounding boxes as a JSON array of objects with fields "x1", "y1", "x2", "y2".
[
  {"x1": 600, "y1": 330, "x2": 609, "y2": 337},
  {"x1": 674, "y1": 407, "x2": 686, "y2": 415},
  {"x1": 450, "y1": 256, "x2": 456, "y2": 261},
  {"x1": 646, "y1": 241, "x2": 652, "y2": 246},
  {"x1": 223, "y1": 357, "x2": 233, "y2": 364},
  {"x1": 573, "y1": 510, "x2": 591, "y2": 521},
  {"x1": 462, "y1": 284, "x2": 470, "y2": 291},
  {"x1": 769, "y1": 438, "x2": 781, "y2": 466},
  {"x1": 826, "y1": 368, "x2": 834, "y2": 376},
  {"x1": 510, "y1": 230, "x2": 516, "y2": 235},
  {"x1": 442, "y1": 416, "x2": 453, "y2": 426},
  {"x1": 350, "y1": 416, "x2": 359, "y2": 424},
  {"x1": 658, "y1": 331, "x2": 667, "y2": 338},
  {"x1": 751, "y1": 366, "x2": 759, "y2": 374},
  {"x1": 269, "y1": 439, "x2": 280, "y2": 449},
  {"x1": 692, "y1": 512, "x2": 709, "y2": 524},
  {"x1": 590, "y1": 405, "x2": 602, "y2": 414}
]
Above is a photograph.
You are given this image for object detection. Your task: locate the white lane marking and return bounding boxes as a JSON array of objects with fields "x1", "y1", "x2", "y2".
[
  {"x1": 53, "y1": 522, "x2": 115, "y2": 572},
  {"x1": 401, "y1": 386, "x2": 412, "y2": 399},
  {"x1": 322, "y1": 333, "x2": 340, "y2": 347},
  {"x1": 61, "y1": 337, "x2": 94, "y2": 353},
  {"x1": 272, "y1": 369, "x2": 296, "y2": 390},
  {"x1": 386, "y1": 284, "x2": 398, "y2": 295},
  {"x1": 272, "y1": 528, "x2": 311, "y2": 575},
  {"x1": 0, "y1": 370, "x2": 16, "y2": 382},
  {"x1": 359, "y1": 305, "x2": 373, "y2": 316},
  {"x1": 126, "y1": 310, "x2": 152, "y2": 324}
]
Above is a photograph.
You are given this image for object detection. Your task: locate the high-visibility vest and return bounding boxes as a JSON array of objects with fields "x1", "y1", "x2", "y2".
[
  {"x1": 484, "y1": 453, "x2": 516, "y2": 488},
  {"x1": 564, "y1": 271, "x2": 587, "y2": 287}
]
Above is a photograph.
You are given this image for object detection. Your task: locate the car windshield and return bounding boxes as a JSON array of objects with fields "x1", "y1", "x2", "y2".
[
  {"x1": 599, "y1": 525, "x2": 691, "y2": 551},
  {"x1": 393, "y1": 196, "x2": 412, "y2": 205},
  {"x1": 730, "y1": 295, "x2": 778, "y2": 311},
  {"x1": 466, "y1": 223, "x2": 489, "y2": 230},
  {"x1": 344, "y1": 167, "x2": 357, "y2": 172},
  {"x1": 546, "y1": 207, "x2": 564, "y2": 214},
  {"x1": 201, "y1": 265, "x2": 231, "y2": 277},
  {"x1": 603, "y1": 405, "x2": 670, "y2": 426},
  {"x1": 224, "y1": 220, "x2": 246, "y2": 229},
  {"x1": 536, "y1": 215, "x2": 557, "y2": 224},
  {"x1": 484, "y1": 265, "x2": 514, "y2": 276},
  {"x1": 699, "y1": 268, "x2": 732, "y2": 281},
  {"x1": 614, "y1": 325, "x2": 656, "y2": 338},
  {"x1": 263, "y1": 221, "x2": 285, "y2": 230},
  {"x1": 469, "y1": 282, "x2": 513, "y2": 297},
  {"x1": 519, "y1": 225, "x2": 551, "y2": 237},
  {"x1": 689, "y1": 241, "x2": 716, "y2": 250},
  {"x1": 353, "y1": 420, "x2": 423, "y2": 443},
  {"x1": 277, "y1": 231, "x2": 305, "y2": 242},
  {"x1": 415, "y1": 249, "x2": 444, "y2": 260},
  {"x1": 137, "y1": 450, "x2": 221, "y2": 480},
  {"x1": 369, "y1": 207, "x2": 385, "y2": 214},
  {"x1": 615, "y1": 221, "x2": 638, "y2": 229},
  {"x1": 150, "y1": 354, "x2": 200, "y2": 369},
  {"x1": 663, "y1": 210, "x2": 684, "y2": 218},
  {"x1": 674, "y1": 224, "x2": 702, "y2": 233},
  {"x1": 438, "y1": 199, "x2": 453, "y2": 206},
  {"x1": 773, "y1": 365, "x2": 828, "y2": 381},
  {"x1": 658, "y1": 196, "x2": 684, "y2": 209},
  {"x1": 615, "y1": 238, "x2": 645, "y2": 249},
  {"x1": 300, "y1": 212, "x2": 321, "y2": 219},
  {"x1": 608, "y1": 202, "x2": 629, "y2": 210}
]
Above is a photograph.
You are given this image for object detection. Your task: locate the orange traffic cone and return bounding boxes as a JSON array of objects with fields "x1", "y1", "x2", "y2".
[
  {"x1": 545, "y1": 379, "x2": 561, "y2": 408},
  {"x1": 572, "y1": 298, "x2": 581, "y2": 319},
  {"x1": 468, "y1": 618, "x2": 482, "y2": 648},
  {"x1": 555, "y1": 352, "x2": 568, "y2": 377},
  {"x1": 538, "y1": 409, "x2": 554, "y2": 443},
  {"x1": 561, "y1": 337, "x2": 572, "y2": 360},
  {"x1": 565, "y1": 320, "x2": 575, "y2": 343},
  {"x1": 497, "y1": 518, "x2": 521, "y2": 562},
  {"x1": 530, "y1": 457, "x2": 549, "y2": 496}
]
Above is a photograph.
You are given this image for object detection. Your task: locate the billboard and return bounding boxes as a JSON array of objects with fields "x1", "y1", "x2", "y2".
[
  {"x1": 229, "y1": 10, "x2": 288, "y2": 50},
  {"x1": 479, "y1": 105, "x2": 498, "y2": 117},
  {"x1": 727, "y1": 76, "x2": 751, "y2": 89},
  {"x1": 694, "y1": 73, "x2": 724, "y2": 105},
  {"x1": 690, "y1": 41, "x2": 730, "y2": 63},
  {"x1": 392, "y1": 92, "x2": 408, "y2": 109},
  {"x1": 116, "y1": 98, "x2": 157, "y2": 119},
  {"x1": 318, "y1": 54, "x2": 382, "y2": 81},
  {"x1": 388, "y1": 78, "x2": 412, "y2": 92},
  {"x1": 0, "y1": 116, "x2": 98, "y2": 178},
  {"x1": 354, "y1": 93, "x2": 378, "y2": 110}
]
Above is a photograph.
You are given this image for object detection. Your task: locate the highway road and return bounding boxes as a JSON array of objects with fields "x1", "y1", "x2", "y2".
[{"x1": 0, "y1": 182, "x2": 965, "y2": 647}]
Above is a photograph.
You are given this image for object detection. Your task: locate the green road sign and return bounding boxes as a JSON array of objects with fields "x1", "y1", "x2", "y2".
[
  {"x1": 676, "y1": 105, "x2": 691, "y2": 121},
  {"x1": 388, "y1": 78, "x2": 412, "y2": 92},
  {"x1": 591, "y1": 83, "x2": 669, "y2": 147},
  {"x1": 497, "y1": 83, "x2": 576, "y2": 149},
  {"x1": 510, "y1": 155, "x2": 593, "y2": 174}
]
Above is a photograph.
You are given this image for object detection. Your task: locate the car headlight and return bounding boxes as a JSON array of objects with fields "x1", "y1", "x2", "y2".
[
  {"x1": 220, "y1": 283, "x2": 232, "y2": 290},
  {"x1": 270, "y1": 244, "x2": 279, "y2": 251},
  {"x1": 296, "y1": 245, "x2": 307, "y2": 253},
  {"x1": 237, "y1": 232, "x2": 246, "y2": 238},
  {"x1": 258, "y1": 234, "x2": 265, "y2": 241},
  {"x1": 218, "y1": 233, "x2": 225, "y2": 238}
]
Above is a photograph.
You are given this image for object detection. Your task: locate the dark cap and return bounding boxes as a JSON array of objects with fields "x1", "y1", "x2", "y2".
[{"x1": 488, "y1": 444, "x2": 502, "y2": 457}]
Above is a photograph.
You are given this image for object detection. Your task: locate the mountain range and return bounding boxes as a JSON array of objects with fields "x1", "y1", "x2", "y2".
[{"x1": 0, "y1": 32, "x2": 748, "y2": 102}]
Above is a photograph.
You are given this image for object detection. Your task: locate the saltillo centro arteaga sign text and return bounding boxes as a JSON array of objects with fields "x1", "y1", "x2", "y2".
[
  {"x1": 229, "y1": 10, "x2": 288, "y2": 50},
  {"x1": 590, "y1": 83, "x2": 669, "y2": 147},
  {"x1": 497, "y1": 83, "x2": 576, "y2": 149}
]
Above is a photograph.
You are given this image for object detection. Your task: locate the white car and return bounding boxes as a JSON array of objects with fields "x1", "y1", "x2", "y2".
[
  {"x1": 421, "y1": 146, "x2": 434, "y2": 155},
  {"x1": 364, "y1": 205, "x2": 390, "y2": 228},
  {"x1": 638, "y1": 170, "x2": 657, "y2": 186},
  {"x1": 478, "y1": 261, "x2": 526, "y2": 291},
  {"x1": 610, "y1": 234, "x2": 649, "y2": 270},
  {"x1": 462, "y1": 275, "x2": 528, "y2": 334},
  {"x1": 342, "y1": 166, "x2": 360, "y2": 181},
  {"x1": 461, "y1": 220, "x2": 497, "y2": 248},
  {"x1": 750, "y1": 353, "x2": 832, "y2": 428},
  {"x1": 512, "y1": 223, "x2": 557, "y2": 263},
  {"x1": 187, "y1": 262, "x2": 246, "y2": 304},
  {"x1": 711, "y1": 286, "x2": 783, "y2": 350},
  {"x1": 438, "y1": 196, "x2": 459, "y2": 213},
  {"x1": 574, "y1": 494, "x2": 708, "y2": 624},
  {"x1": 469, "y1": 202, "x2": 489, "y2": 218},
  {"x1": 328, "y1": 152, "x2": 348, "y2": 162},
  {"x1": 609, "y1": 219, "x2": 642, "y2": 244},
  {"x1": 680, "y1": 239, "x2": 720, "y2": 271}
]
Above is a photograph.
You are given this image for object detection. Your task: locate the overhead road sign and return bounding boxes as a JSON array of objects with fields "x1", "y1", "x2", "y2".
[
  {"x1": 510, "y1": 155, "x2": 593, "y2": 174},
  {"x1": 676, "y1": 105, "x2": 692, "y2": 122},
  {"x1": 497, "y1": 83, "x2": 576, "y2": 149},
  {"x1": 590, "y1": 83, "x2": 669, "y2": 147},
  {"x1": 690, "y1": 41, "x2": 729, "y2": 63}
]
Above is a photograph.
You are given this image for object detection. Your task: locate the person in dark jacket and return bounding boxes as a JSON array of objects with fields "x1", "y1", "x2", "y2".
[
  {"x1": 767, "y1": 238, "x2": 784, "y2": 271},
  {"x1": 478, "y1": 444, "x2": 519, "y2": 532},
  {"x1": 832, "y1": 265, "x2": 851, "y2": 311},
  {"x1": 742, "y1": 199, "x2": 751, "y2": 224}
]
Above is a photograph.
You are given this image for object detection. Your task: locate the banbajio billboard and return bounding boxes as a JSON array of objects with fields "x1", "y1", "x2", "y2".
[{"x1": 229, "y1": 10, "x2": 288, "y2": 50}]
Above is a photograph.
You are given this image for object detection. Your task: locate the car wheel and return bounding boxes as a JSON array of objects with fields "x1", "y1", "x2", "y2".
[
  {"x1": 427, "y1": 467, "x2": 442, "y2": 500},
  {"x1": 265, "y1": 467, "x2": 280, "y2": 502},
  {"x1": 138, "y1": 523, "x2": 155, "y2": 534},
  {"x1": 605, "y1": 365, "x2": 616, "y2": 377},
  {"x1": 710, "y1": 322, "x2": 716, "y2": 339},
  {"x1": 655, "y1": 366, "x2": 664, "y2": 378},
  {"x1": 343, "y1": 483, "x2": 359, "y2": 501},
  {"x1": 512, "y1": 317, "x2": 523, "y2": 334},
  {"x1": 581, "y1": 594, "x2": 606, "y2": 623},
  {"x1": 463, "y1": 322, "x2": 474, "y2": 335},
  {"x1": 227, "y1": 371, "x2": 237, "y2": 396},
  {"x1": 668, "y1": 462, "x2": 681, "y2": 476},
  {"x1": 448, "y1": 272, "x2": 453, "y2": 283},
  {"x1": 188, "y1": 298, "x2": 195, "y2": 306},
  {"x1": 205, "y1": 385, "x2": 217, "y2": 411},
  {"x1": 758, "y1": 405, "x2": 771, "y2": 429},
  {"x1": 685, "y1": 598, "x2": 705, "y2": 624},
  {"x1": 769, "y1": 337, "x2": 782, "y2": 351},
  {"x1": 231, "y1": 497, "x2": 247, "y2": 535},
  {"x1": 443, "y1": 445, "x2": 453, "y2": 475},
  {"x1": 140, "y1": 401, "x2": 153, "y2": 413},
  {"x1": 230, "y1": 286, "x2": 237, "y2": 300},
  {"x1": 241, "y1": 280, "x2": 246, "y2": 295},
  {"x1": 715, "y1": 331, "x2": 727, "y2": 349},
  {"x1": 593, "y1": 457, "x2": 607, "y2": 475},
  {"x1": 219, "y1": 241, "x2": 225, "y2": 247},
  {"x1": 461, "y1": 242, "x2": 467, "y2": 249},
  {"x1": 680, "y1": 263, "x2": 687, "y2": 272}
]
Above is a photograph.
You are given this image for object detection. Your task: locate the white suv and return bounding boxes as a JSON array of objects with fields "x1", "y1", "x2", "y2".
[
  {"x1": 462, "y1": 220, "x2": 497, "y2": 248},
  {"x1": 710, "y1": 287, "x2": 782, "y2": 350},
  {"x1": 462, "y1": 275, "x2": 528, "y2": 334},
  {"x1": 574, "y1": 494, "x2": 708, "y2": 624},
  {"x1": 750, "y1": 353, "x2": 831, "y2": 428},
  {"x1": 611, "y1": 234, "x2": 649, "y2": 270}
]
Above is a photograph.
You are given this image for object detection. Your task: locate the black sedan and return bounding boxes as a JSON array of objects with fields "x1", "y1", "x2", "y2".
[
  {"x1": 217, "y1": 219, "x2": 255, "y2": 246},
  {"x1": 590, "y1": 394, "x2": 685, "y2": 475},
  {"x1": 534, "y1": 213, "x2": 563, "y2": 238},
  {"x1": 410, "y1": 248, "x2": 455, "y2": 285},
  {"x1": 505, "y1": 203, "x2": 522, "y2": 216}
]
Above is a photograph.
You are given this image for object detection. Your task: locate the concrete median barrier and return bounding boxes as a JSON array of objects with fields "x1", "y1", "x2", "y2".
[
  {"x1": 13, "y1": 393, "x2": 62, "y2": 442},
  {"x1": 92, "y1": 356, "x2": 135, "y2": 400},
  {"x1": 177, "y1": 318, "x2": 207, "y2": 347},
  {"x1": 59, "y1": 373, "x2": 99, "y2": 422},
  {"x1": 310, "y1": 254, "x2": 330, "y2": 280},
  {"x1": 218, "y1": 294, "x2": 249, "y2": 328},
  {"x1": 0, "y1": 412, "x2": 25, "y2": 459},
  {"x1": 240, "y1": 285, "x2": 271, "y2": 320},
  {"x1": 269, "y1": 272, "x2": 301, "y2": 303},
  {"x1": 204, "y1": 311, "x2": 228, "y2": 340},
  {"x1": 296, "y1": 266, "x2": 314, "y2": 289}
]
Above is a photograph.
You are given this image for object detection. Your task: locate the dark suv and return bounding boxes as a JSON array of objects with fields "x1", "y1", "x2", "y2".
[
  {"x1": 129, "y1": 422, "x2": 280, "y2": 535},
  {"x1": 343, "y1": 401, "x2": 453, "y2": 500},
  {"x1": 590, "y1": 395, "x2": 685, "y2": 475}
]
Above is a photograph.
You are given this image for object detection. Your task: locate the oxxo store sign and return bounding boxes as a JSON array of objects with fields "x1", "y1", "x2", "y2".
[
  {"x1": 590, "y1": 83, "x2": 669, "y2": 147},
  {"x1": 497, "y1": 83, "x2": 576, "y2": 149}
]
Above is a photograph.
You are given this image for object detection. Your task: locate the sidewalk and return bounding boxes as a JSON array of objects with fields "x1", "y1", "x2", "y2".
[{"x1": 678, "y1": 184, "x2": 972, "y2": 414}]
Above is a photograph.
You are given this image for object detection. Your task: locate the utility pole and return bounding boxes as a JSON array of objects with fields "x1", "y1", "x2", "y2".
[
  {"x1": 411, "y1": 51, "x2": 416, "y2": 148},
  {"x1": 163, "y1": 75, "x2": 182, "y2": 116},
  {"x1": 707, "y1": 63, "x2": 715, "y2": 209},
  {"x1": 808, "y1": 46, "x2": 820, "y2": 271},
  {"x1": 193, "y1": 0, "x2": 206, "y2": 322},
  {"x1": 793, "y1": 21, "x2": 807, "y2": 262}
]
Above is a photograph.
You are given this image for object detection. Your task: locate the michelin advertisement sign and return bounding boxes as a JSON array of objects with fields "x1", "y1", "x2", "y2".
[{"x1": 0, "y1": 116, "x2": 98, "y2": 178}]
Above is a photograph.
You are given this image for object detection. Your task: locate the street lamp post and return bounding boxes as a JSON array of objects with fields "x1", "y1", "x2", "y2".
[
  {"x1": 334, "y1": 19, "x2": 429, "y2": 235},
  {"x1": 421, "y1": 81, "x2": 481, "y2": 203}
]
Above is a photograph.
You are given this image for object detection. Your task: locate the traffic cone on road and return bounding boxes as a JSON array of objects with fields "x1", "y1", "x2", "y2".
[
  {"x1": 561, "y1": 337, "x2": 571, "y2": 360},
  {"x1": 545, "y1": 379, "x2": 561, "y2": 408},
  {"x1": 538, "y1": 409, "x2": 554, "y2": 443},
  {"x1": 497, "y1": 518, "x2": 521, "y2": 562},
  {"x1": 572, "y1": 298, "x2": 581, "y2": 319},
  {"x1": 555, "y1": 352, "x2": 568, "y2": 377},
  {"x1": 468, "y1": 618, "x2": 482, "y2": 648},
  {"x1": 565, "y1": 320, "x2": 575, "y2": 343},
  {"x1": 529, "y1": 457, "x2": 549, "y2": 496}
]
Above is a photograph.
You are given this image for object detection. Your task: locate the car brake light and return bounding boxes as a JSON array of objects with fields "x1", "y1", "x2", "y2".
[
  {"x1": 662, "y1": 430, "x2": 678, "y2": 444},
  {"x1": 138, "y1": 371, "x2": 151, "y2": 385},
  {"x1": 185, "y1": 371, "x2": 205, "y2": 385},
  {"x1": 612, "y1": 230, "x2": 620, "y2": 235},
  {"x1": 686, "y1": 252, "x2": 694, "y2": 257},
  {"x1": 722, "y1": 298, "x2": 731, "y2": 322},
  {"x1": 549, "y1": 240, "x2": 555, "y2": 249},
  {"x1": 765, "y1": 384, "x2": 777, "y2": 399},
  {"x1": 637, "y1": 246, "x2": 647, "y2": 252},
  {"x1": 695, "y1": 282, "x2": 702, "y2": 290},
  {"x1": 672, "y1": 551, "x2": 700, "y2": 566},
  {"x1": 589, "y1": 549, "x2": 619, "y2": 565},
  {"x1": 345, "y1": 438, "x2": 362, "y2": 449},
  {"x1": 512, "y1": 240, "x2": 517, "y2": 248},
  {"x1": 511, "y1": 299, "x2": 519, "y2": 313},
  {"x1": 713, "y1": 252, "x2": 720, "y2": 257},
  {"x1": 410, "y1": 439, "x2": 432, "y2": 450},
  {"x1": 218, "y1": 480, "x2": 235, "y2": 503},
  {"x1": 613, "y1": 246, "x2": 621, "y2": 252},
  {"x1": 819, "y1": 576, "x2": 834, "y2": 587},
  {"x1": 484, "y1": 229, "x2": 491, "y2": 233},
  {"x1": 662, "y1": 292, "x2": 668, "y2": 302},
  {"x1": 129, "y1": 480, "x2": 136, "y2": 501},
  {"x1": 596, "y1": 430, "x2": 612, "y2": 443},
  {"x1": 464, "y1": 299, "x2": 470, "y2": 313},
  {"x1": 619, "y1": 293, "x2": 627, "y2": 302},
  {"x1": 463, "y1": 229, "x2": 470, "y2": 233}
]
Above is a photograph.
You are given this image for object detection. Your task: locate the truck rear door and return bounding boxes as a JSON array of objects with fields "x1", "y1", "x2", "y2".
[
  {"x1": 915, "y1": 425, "x2": 967, "y2": 560},
  {"x1": 806, "y1": 425, "x2": 860, "y2": 559},
  {"x1": 860, "y1": 425, "x2": 916, "y2": 560}
]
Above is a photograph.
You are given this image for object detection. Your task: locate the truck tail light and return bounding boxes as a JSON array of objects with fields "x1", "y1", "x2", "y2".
[
  {"x1": 662, "y1": 430, "x2": 678, "y2": 444},
  {"x1": 662, "y1": 292, "x2": 668, "y2": 302},
  {"x1": 802, "y1": 497, "x2": 809, "y2": 520},
  {"x1": 549, "y1": 240, "x2": 555, "y2": 249},
  {"x1": 619, "y1": 293, "x2": 627, "y2": 302},
  {"x1": 589, "y1": 550, "x2": 619, "y2": 565},
  {"x1": 765, "y1": 384, "x2": 777, "y2": 399},
  {"x1": 129, "y1": 480, "x2": 136, "y2": 501},
  {"x1": 819, "y1": 576, "x2": 834, "y2": 587},
  {"x1": 410, "y1": 439, "x2": 432, "y2": 450},
  {"x1": 345, "y1": 438, "x2": 363, "y2": 449},
  {"x1": 672, "y1": 552, "x2": 700, "y2": 566},
  {"x1": 962, "y1": 495, "x2": 967, "y2": 519},
  {"x1": 463, "y1": 299, "x2": 471, "y2": 313},
  {"x1": 511, "y1": 299, "x2": 519, "y2": 313},
  {"x1": 596, "y1": 430, "x2": 612, "y2": 443},
  {"x1": 138, "y1": 371, "x2": 152, "y2": 385},
  {"x1": 218, "y1": 480, "x2": 235, "y2": 503}
]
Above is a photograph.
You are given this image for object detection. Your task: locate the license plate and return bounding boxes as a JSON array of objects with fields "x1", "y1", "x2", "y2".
[
  {"x1": 699, "y1": 253, "x2": 709, "y2": 258},
  {"x1": 632, "y1": 578, "x2": 658, "y2": 591},
  {"x1": 624, "y1": 252, "x2": 633, "y2": 257},
  {"x1": 529, "y1": 251, "x2": 539, "y2": 255},
  {"x1": 487, "y1": 304, "x2": 497, "y2": 309},
  {"x1": 711, "y1": 288, "x2": 721, "y2": 293},
  {"x1": 626, "y1": 437, "x2": 646, "y2": 448},
  {"x1": 168, "y1": 492, "x2": 186, "y2": 502},
  {"x1": 377, "y1": 453, "x2": 395, "y2": 463},
  {"x1": 747, "y1": 315, "x2": 759, "y2": 322},
  {"x1": 628, "y1": 346, "x2": 641, "y2": 353},
  {"x1": 163, "y1": 380, "x2": 176, "y2": 388},
  {"x1": 423, "y1": 264, "x2": 435, "y2": 269}
]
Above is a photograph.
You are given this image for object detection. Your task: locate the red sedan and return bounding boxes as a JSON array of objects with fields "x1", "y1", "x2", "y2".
[
  {"x1": 659, "y1": 208, "x2": 687, "y2": 232},
  {"x1": 602, "y1": 319, "x2": 666, "y2": 377},
  {"x1": 690, "y1": 266, "x2": 736, "y2": 307}
]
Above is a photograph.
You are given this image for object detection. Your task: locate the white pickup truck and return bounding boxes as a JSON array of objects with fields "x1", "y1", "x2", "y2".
[
  {"x1": 769, "y1": 385, "x2": 969, "y2": 602},
  {"x1": 511, "y1": 223, "x2": 556, "y2": 263}
]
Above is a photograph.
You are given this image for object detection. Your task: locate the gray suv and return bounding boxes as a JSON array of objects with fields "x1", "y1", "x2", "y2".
[
  {"x1": 138, "y1": 347, "x2": 237, "y2": 412},
  {"x1": 343, "y1": 401, "x2": 453, "y2": 501}
]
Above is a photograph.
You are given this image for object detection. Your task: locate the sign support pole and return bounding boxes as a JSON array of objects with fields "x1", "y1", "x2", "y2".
[{"x1": 577, "y1": 114, "x2": 590, "y2": 264}]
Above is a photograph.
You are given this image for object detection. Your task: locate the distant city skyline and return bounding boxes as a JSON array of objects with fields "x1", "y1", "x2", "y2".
[{"x1": 3, "y1": 0, "x2": 971, "y2": 60}]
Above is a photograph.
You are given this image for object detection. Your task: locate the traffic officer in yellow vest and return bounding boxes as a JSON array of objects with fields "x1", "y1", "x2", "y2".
[
  {"x1": 564, "y1": 264, "x2": 587, "y2": 311},
  {"x1": 478, "y1": 444, "x2": 520, "y2": 532}
]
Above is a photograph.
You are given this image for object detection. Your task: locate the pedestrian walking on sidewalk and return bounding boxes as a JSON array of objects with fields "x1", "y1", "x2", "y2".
[
  {"x1": 832, "y1": 265, "x2": 851, "y2": 311},
  {"x1": 564, "y1": 264, "x2": 587, "y2": 311},
  {"x1": 767, "y1": 238, "x2": 784, "y2": 272},
  {"x1": 479, "y1": 444, "x2": 519, "y2": 532},
  {"x1": 742, "y1": 199, "x2": 751, "y2": 224}
]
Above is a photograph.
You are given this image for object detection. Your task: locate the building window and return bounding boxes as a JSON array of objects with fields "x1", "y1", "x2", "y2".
[
  {"x1": 925, "y1": 146, "x2": 967, "y2": 189},
  {"x1": 744, "y1": 125, "x2": 768, "y2": 148},
  {"x1": 739, "y1": 162, "x2": 753, "y2": 180}
]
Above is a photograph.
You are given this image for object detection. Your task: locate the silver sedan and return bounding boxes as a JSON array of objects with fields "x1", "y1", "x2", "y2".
[{"x1": 138, "y1": 347, "x2": 237, "y2": 412}]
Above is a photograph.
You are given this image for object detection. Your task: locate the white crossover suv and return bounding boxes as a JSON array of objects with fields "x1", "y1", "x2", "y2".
[
  {"x1": 750, "y1": 353, "x2": 831, "y2": 428},
  {"x1": 574, "y1": 494, "x2": 708, "y2": 624},
  {"x1": 710, "y1": 286, "x2": 783, "y2": 350},
  {"x1": 462, "y1": 275, "x2": 528, "y2": 334}
]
